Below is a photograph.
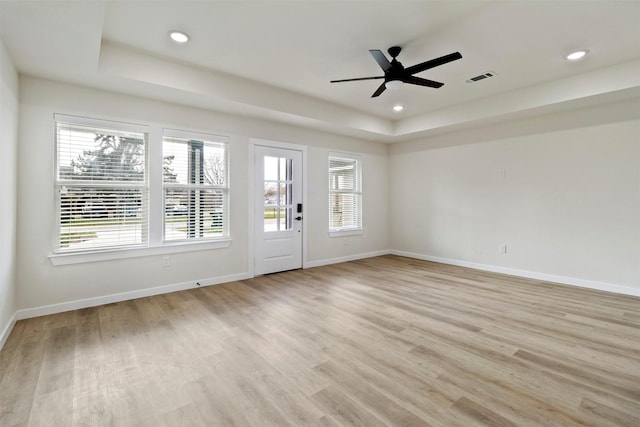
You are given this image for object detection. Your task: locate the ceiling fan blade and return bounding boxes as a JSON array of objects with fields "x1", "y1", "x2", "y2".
[
  {"x1": 402, "y1": 75, "x2": 444, "y2": 88},
  {"x1": 404, "y1": 52, "x2": 462, "y2": 75},
  {"x1": 371, "y1": 82, "x2": 387, "y2": 98},
  {"x1": 369, "y1": 49, "x2": 392, "y2": 72},
  {"x1": 330, "y1": 76, "x2": 384, "y2": 83}
]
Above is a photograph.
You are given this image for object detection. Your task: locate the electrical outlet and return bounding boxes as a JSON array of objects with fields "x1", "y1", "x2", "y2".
[
  {"x1": 499, "y1": 244, "x2": 507, "y2": 254},
  {"x1": 162, "y1": 256, "x2": 170, "y2": 267}
]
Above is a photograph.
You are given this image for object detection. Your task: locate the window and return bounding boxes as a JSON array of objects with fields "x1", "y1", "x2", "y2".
[
  {"x1": 263, "y1": 155, "x2": 293, "y2": 232},
  {"x1": 55, "y1": 115, "x2": 149, "y2": 252},
  {"x1": 52, "y1": 116, "x2": 232, "y2": 264},
  {"x1": 163, "y1": 129, "x2": 228, "y2": 242},
  {"x1": 328, "y1": 154, "x2": 362, "y2": 233}
]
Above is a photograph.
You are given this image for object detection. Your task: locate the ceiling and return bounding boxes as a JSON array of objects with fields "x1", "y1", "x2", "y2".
[{"x1": 1, "y1": 0, "x2": 639, "y2": 143}]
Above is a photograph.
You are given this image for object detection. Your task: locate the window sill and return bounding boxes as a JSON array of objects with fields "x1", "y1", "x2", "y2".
[
  {"x1": 328, "y1": 228, "x2": 364, "y2": 238},
  {"x1": 49, "y1": 239, "x2": 232, "y2": 266}
]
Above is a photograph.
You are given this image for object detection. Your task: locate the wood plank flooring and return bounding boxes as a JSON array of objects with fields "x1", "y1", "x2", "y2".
[{"x1": 1, "y1": 255, "x2": 639, "y2": 426}]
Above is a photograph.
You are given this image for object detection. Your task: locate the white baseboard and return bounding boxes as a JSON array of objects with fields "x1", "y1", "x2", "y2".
[
  {"x1": 10, "y1": 250, "x2": 638, "y2": 327},
  {"x1": 11, "y1": 250, "x2": 393, "y2": 323},
  {"x1": 0, "y1": 313, "x2": 17, "y2": 351},
  {"x1": 15, "y1": 272, "x2": 253, "y2": 321},
  {"x1": 304, "y1": 250, "x2": 391, "y2": 269},
  {"x1": 391, "y1": 250, "x2": 640, "y2": 297}
]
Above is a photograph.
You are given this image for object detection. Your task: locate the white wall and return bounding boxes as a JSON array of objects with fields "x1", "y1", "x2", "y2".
[
  {"x1": 0, "y1": 40, "x2": 19, "y2": 347},
  {"x1": 306, "y1": 144, "x2": 388, "y2": 266},
  {"x1": 390, "y1": 99, "x2": 640, "y2": 293},
  {"x1": 16, "y1": 76, "x2": 388, "y2": 313},
  {"x1": 12, "y1": 74, "x2": 639, "y2": 320}
]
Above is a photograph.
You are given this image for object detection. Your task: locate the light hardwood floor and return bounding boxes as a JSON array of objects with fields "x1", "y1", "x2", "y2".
[{"x1": 1, "y1": 255, "x2": 639, "y2": 426}]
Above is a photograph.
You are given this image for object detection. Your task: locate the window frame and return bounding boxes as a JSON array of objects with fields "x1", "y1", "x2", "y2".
[
  {"x1": 49, "y1": 115, "x2": 231, "y2": 266},
  {"x1": 328, "y1": 152, "x2": 363, "y2": 236},
  {"x1": 162, "y1": 128, "x2": 230, "y2": 243},
  {"x1": 53, "y1": 114, "x2": 150, "y2": 254}
]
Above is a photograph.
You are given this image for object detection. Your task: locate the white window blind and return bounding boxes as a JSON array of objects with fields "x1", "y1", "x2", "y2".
[
  {"x1": 55, "y1": 115, "x2": 149, "y2": 252},
  {"x1": 163, "y1": 130, "x2": 229, "y2": 242},
  {"x1": 329, "y1": 155, "x2": 362, "y2": 231}
]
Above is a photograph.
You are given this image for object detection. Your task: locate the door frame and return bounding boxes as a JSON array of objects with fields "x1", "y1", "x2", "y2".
[{"x1": 248, "y1": 138, "x2": 308, "y2": 277}]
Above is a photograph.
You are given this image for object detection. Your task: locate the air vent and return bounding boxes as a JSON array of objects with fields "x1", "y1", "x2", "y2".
[{"x1": 466, "y1": 71, "x2": 496, "y2": 84}]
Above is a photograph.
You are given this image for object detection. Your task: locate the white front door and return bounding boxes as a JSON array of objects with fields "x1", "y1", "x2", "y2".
[{"x1": 254, "y1": 145, "x2": 303, "y2": 275}]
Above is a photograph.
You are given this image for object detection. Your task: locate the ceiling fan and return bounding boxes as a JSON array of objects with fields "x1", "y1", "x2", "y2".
[{"x1": 330, "y1": 46, "x2": 462, "y2": 98}]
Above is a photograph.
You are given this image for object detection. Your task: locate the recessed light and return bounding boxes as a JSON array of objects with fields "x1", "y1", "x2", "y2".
[
  {"x1": 393, "y1": 105, "x2": 404, "y2": 112},
  {"x1": 169, "y1": 31, "x2": 189, "y2": 43},
  {"x1": 566, "y1": 49, "x2": 589, "y2": 61}
]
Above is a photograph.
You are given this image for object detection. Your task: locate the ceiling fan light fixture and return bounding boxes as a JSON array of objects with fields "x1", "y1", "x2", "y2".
[
  {"x1": 385, "y1": 79, "x2": 404, "y2": 90},
  {"x1": 566, "y1": 49, "x2": 589, "y2": 61},
  {"x1": 393, "y1": 105, "x2": 404, "y2": 112},
  {"x1": 169, "y1": 31, "x2": 190, "y2": 43}
]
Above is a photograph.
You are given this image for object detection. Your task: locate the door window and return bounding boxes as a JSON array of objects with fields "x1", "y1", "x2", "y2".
[{"x1": 263, "y1": 156, "x2": 293, "y2": 231}]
